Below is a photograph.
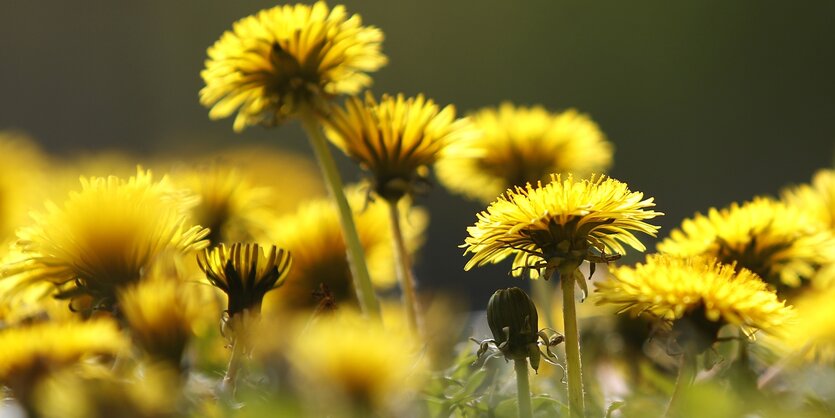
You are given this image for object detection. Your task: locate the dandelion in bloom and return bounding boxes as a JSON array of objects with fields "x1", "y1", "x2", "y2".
[
  {"x1": 4, "y1": 169, "x2": 209, "y2": 314},
  {"x1": 324, "y1": 92, "x2": 476, "y2": 202},
  {"x1": 596, "y1": 255, "x2": 793, "y2": 352},
  {"x1": 782, "y1": 169, "x2": 835, "y2": 229},
  {"x1": 264, "y1": 188, "x2": 426, "y2": 313},
  {"x1": 199, "y1": 1, "x2": 387, "y2": 131},
  {"x1": 657, "y1": 197, "x2": 835, "y2": 291},
  {"x1": 777, "y1": 287, "x2": 835, "y2": 363},
  {"x1": 0, "y1": 131, "x2": 49, "y2": 243},
  {"x1": 437, "y1": 103, "x2": 613, "y2": 203}
]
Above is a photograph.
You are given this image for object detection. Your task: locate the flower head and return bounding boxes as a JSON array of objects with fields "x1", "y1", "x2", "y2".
[
  {"x1": 779, "y1": 287, "x2": 835, "y2": 363},
  {"x1": 596, "y1": 255, "x2": 793, "y2": 352},
  {"x1": 5, "y1": 168, "x2": 209, "y2": 313},
  {"x1": 324, "y1": 92, "x2": 476, "y2": 201},
  {"x1": 0, "y1": 319, "x2": 127, "y2": 398},
  {"x1": 657, "y1": 197, "x2": 835, "y2": 289},
  {"x1": 437, "y1": 103, "x2": 613, "y2": 203},
  {"x1": 0, "y1": 131, "x2": 49, "y2": 242},
  {"x1": 463, "y1": 174, "x2": 662, "y2": 280},
  {"x1": 263, "y1": 188, "x2": 427, "y2": 312},
  {"x1": 197, "y1": 243, "x2": 292, "y2": 319},
  {"x1": 200, "y1": 1, "x2": 387, "y2": 131},
  {"x1": 782, "y1": 169, "x2": 835, "y2": 229}
]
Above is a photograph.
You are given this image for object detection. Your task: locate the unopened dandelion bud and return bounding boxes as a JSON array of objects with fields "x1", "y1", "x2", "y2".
[{"x1": 487, "y1": 287, "x2": 541, "y2": 370}]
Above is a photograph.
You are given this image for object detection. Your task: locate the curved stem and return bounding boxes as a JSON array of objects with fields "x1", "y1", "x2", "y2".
[
  {"x1": 560, "y1": 268, "x2": 585, "y2": 418},
  {"x1": 514, "y1": 358, "x2": 534, "y2": 418},
  {"x1": 387, "y1": 200, "x2": 421, "y2": 335},
  {"x1": 664, "y1": 353, "x2": 696, "y2": 418},
  {"x1": 299, "y1": 111, "x2": 381, "y2": 319}
]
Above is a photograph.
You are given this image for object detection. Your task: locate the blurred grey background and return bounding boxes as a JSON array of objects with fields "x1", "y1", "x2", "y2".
[{"x1": 2, "y1": 1, "x2": 834, "y2": 308}]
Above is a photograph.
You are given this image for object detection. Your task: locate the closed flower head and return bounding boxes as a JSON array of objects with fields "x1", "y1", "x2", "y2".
[
  {"x1": 437, "y1": 103, "x2": 613, "y2": 203},
  {"x1": 658, "y1": 197, "x2": 835, "y2": 290},
  {"x1": 6, "y1": 168, "x2": 209, "y2": 314},
  {"x1": 325, "y1": 92, "x2": 476, "y2": 202},
  {"x1": 200, "y1": 1, "x2": 387, "y2": 131},
  {"x1": 197, "y1": 243, "x2": 292, "y2": 319},
  {"x1": 464, "y1": 174, "x2": 662, "y2": 280},
  {"x1": 596, "y1": 255, "x2": 793, "y2": 353}
]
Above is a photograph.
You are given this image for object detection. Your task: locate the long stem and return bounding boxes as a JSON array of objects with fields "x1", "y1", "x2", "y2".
[
  {"x1": 387, "y1": 200, "x2": 420, "y2": 335},
  {"x1": 560, "y1": 268, "x2": 585, "y2": 418},
  {"x1": 299, "y1": 111, "x2": 381, "y2": 319},
  {"x1": 664, "y1": 353, "x2": 696, "y2": 418},
  {"x1": 514, "y1": 358, "x2": 534, "y2": 418},
  {"x1": 221, "y1": 335, "x2": 244, "y2": 396}
]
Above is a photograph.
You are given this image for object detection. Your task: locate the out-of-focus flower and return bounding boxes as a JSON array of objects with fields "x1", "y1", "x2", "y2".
[
  {"x1": 464, "y1": 174, "x2": 661, "y2": 280},
  {"x1": 173, "y1": 164, "x2": 273, "y2": 245},
  {"x1": 782, "y1": 169, "x2": 835, "y2": 229},
  {"x1": 596, "y1": 255, "x2": 793, "y2": 352},
  {"x1": 657, "y1": 197, "x2": 835, "y2": 290},
  {"x1": 118, "y1": 278, "x2": 209, "y2": 367},
  {"x1": 263, "y1": 188, "x2": 427, "y2": 312},
  {"x1": 197, "y1": 242, "x2": 292, "y2": 321},
  {"x1": 287, "y1": 309, "x2": 424, "y2": 415},
  {"x1": 0, "y1": 131, "x2": 50, "y2": 243},
  {"x1": 778, "y1": 287, "x2": 835, "y2": 363},
  {"x1": 437, "y1": 103, "x2": 613, "y2": 203},
  {"x1": 0, "y1": 319, "x2": 127, "y2": 406},
  {"x1": 4, "y1": 169, "x2": 209, "y2": 314},
  {"x1": 200, "y1": 1, "x2": 387, "y2": 131},
  {"x1": 324, "y1": 92, "x2": 476, "y2": 202}
]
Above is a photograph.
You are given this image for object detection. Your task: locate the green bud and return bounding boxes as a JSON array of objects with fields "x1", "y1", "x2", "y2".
[{"x1": 487, "y1": 287, "x2": 540, "y2": 370}]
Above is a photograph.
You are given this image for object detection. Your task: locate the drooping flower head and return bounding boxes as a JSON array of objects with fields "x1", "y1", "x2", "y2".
[
  {"x1": 200, "y1": 1, "x2": 387, "y2": 131},
  {"x1": 437, "y1": 103, "x2": 613, "y2": 203},
  {"x1": 0, "y1": 319, "x2": 127, "y2": 405},
  {"x1": 263, "y1": 188, "x2": 427, "y2": 313},
  {"x1": 782, "y1": 169, "x2": 835, "y2": 230},
  {"x1": 324, "y1": 92, "x2": 476, "y2": 202},
  {"x1": 463, "y1": 174, "x2": 662, "y2": 282},
  {"x1": 5, "y1": 168, "x2": 209, "y2": 314},
  {"x1": 197, "y1": 243, "x2": 292, "y2": 320},
  {"x1": 596, "y1": 255, "x2": 794, "y2": 353},
  {"x1": 657, "y1": 197, "x2": 835, "y2": 290}
]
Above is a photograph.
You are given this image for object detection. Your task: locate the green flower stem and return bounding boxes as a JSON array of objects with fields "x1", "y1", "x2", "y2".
[
  {"x1": 387, "y1": 200, "x2": 421, "y2": 335},
  {"x1": 221, "y1": 335, "x2": 244, "y2": 396},
  {"x1": 532, "y1": 277, "x2": 554, "y2": 329},
  {"x1": 664, "y1": 353, "x2": 696, "y2": 418},
  {"x1": 514, "y1": 358, "x2": 534, "y2": 418},
  {"x1": 560, "y1": 267, "x2": 585, "y2": 418},
  {"x1": 299, "y1": 111, "x2": 381, "y2": 319}
]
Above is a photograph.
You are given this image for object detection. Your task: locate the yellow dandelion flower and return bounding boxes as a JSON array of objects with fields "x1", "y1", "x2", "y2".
[
  {"x1": 0, "y1": 319, "x2": 127, "y2": 399},
  {"x1": 4, "y1": 169, "x2": 209, "y2": 313},
  {"x1": 324, "y1": 92, "x2": 476, "y2": 201},
  {"x1": 197, "y1": 242, "x2": 292, "y2": 319},
  {"x1": 464, "y1": 174, "x2": 661, "y2": 279},
  {"x1": 657, "y1": 197, "x2": 835, "y2": 289},
  {"x1": 0, "y1": 131, "x2": 50, "y2": 242},
  {"x1": 200, "y1": 1, "x2": 387, "y2": 131},
  {"x1": 595, "y1": 255, "x2": 793, "y2": 350},
  {"x1": 174, "y1": 163, "x2": 274, "y2": 245},
  {"x1": 437, "y1": 103, "x2": 613, "y2": 203},
  {"x1": 778, "y1": 287, "x2": 835, "y2": 363},
  {"x1": 118, "y1": 278, "x2": 208, "y2": 366},
  {"x1": 782, "y1": 168, "x2": 835, "y2": 229},
  {"x1": 287, "y1": 309, "x2": 424, "y2": 414},
  {"x1": 263, "y1": 188, "x2": 427, "y2": 312}
]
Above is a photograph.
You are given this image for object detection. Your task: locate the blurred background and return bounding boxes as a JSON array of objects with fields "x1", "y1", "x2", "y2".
[{"x1": 2, "y1": 0, "x2": 834, "y2": 309}]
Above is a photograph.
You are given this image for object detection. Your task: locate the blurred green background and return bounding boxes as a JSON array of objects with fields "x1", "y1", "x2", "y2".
[{"x1": 2, "y1": 1, "x2": 834, "y2": 307}]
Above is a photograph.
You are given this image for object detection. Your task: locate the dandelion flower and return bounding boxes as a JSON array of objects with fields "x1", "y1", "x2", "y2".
[
  {"x1": 0, "y1": 319, "x2": 127, "y2": 404},
  {"x1": 264, "y1": 188, "x2": 427, "y2": 312},
  {"x1": 779, "y1": 287, "x2": 835, "y2": 363},
  {"x1": 596, "y1": 255, "x2": 793, "y2": 351},
  {"x1": 5, "y1": 169, "x2": 209, "y2": 313},
  {"x1": 197, "y1": 242, "x2": 292, "y2": 319},
  {"x1": 174, "y1": 163, "x2": 274, "y2": 245},
  {"x1": 118, "y1": 278, "x2": 208, "y2": 366},
  {"x1": 464, "y1": 174, "x2": 661, "y2": 280},
  {"x1": 199, "y1": 1, "x2": 387, "y2": 131},
  {"x1": 0, "y1": 131, "x2": 50, "y2": 242},
  {"x1": 437, "y1": 103, "x2": 613, "y2": 203},
  {"x1": 782, "y1": 169, "x2": 835, "y2": 229},
  {"x1": 657, "y1": 197, "x2": 835, "y2": 289},
  {"x1": 324, "y1": 92, "x2": 476, "y2": 201},
  {"x1": 287, "y1": 310, "x2": 423, "y2": 414}
]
